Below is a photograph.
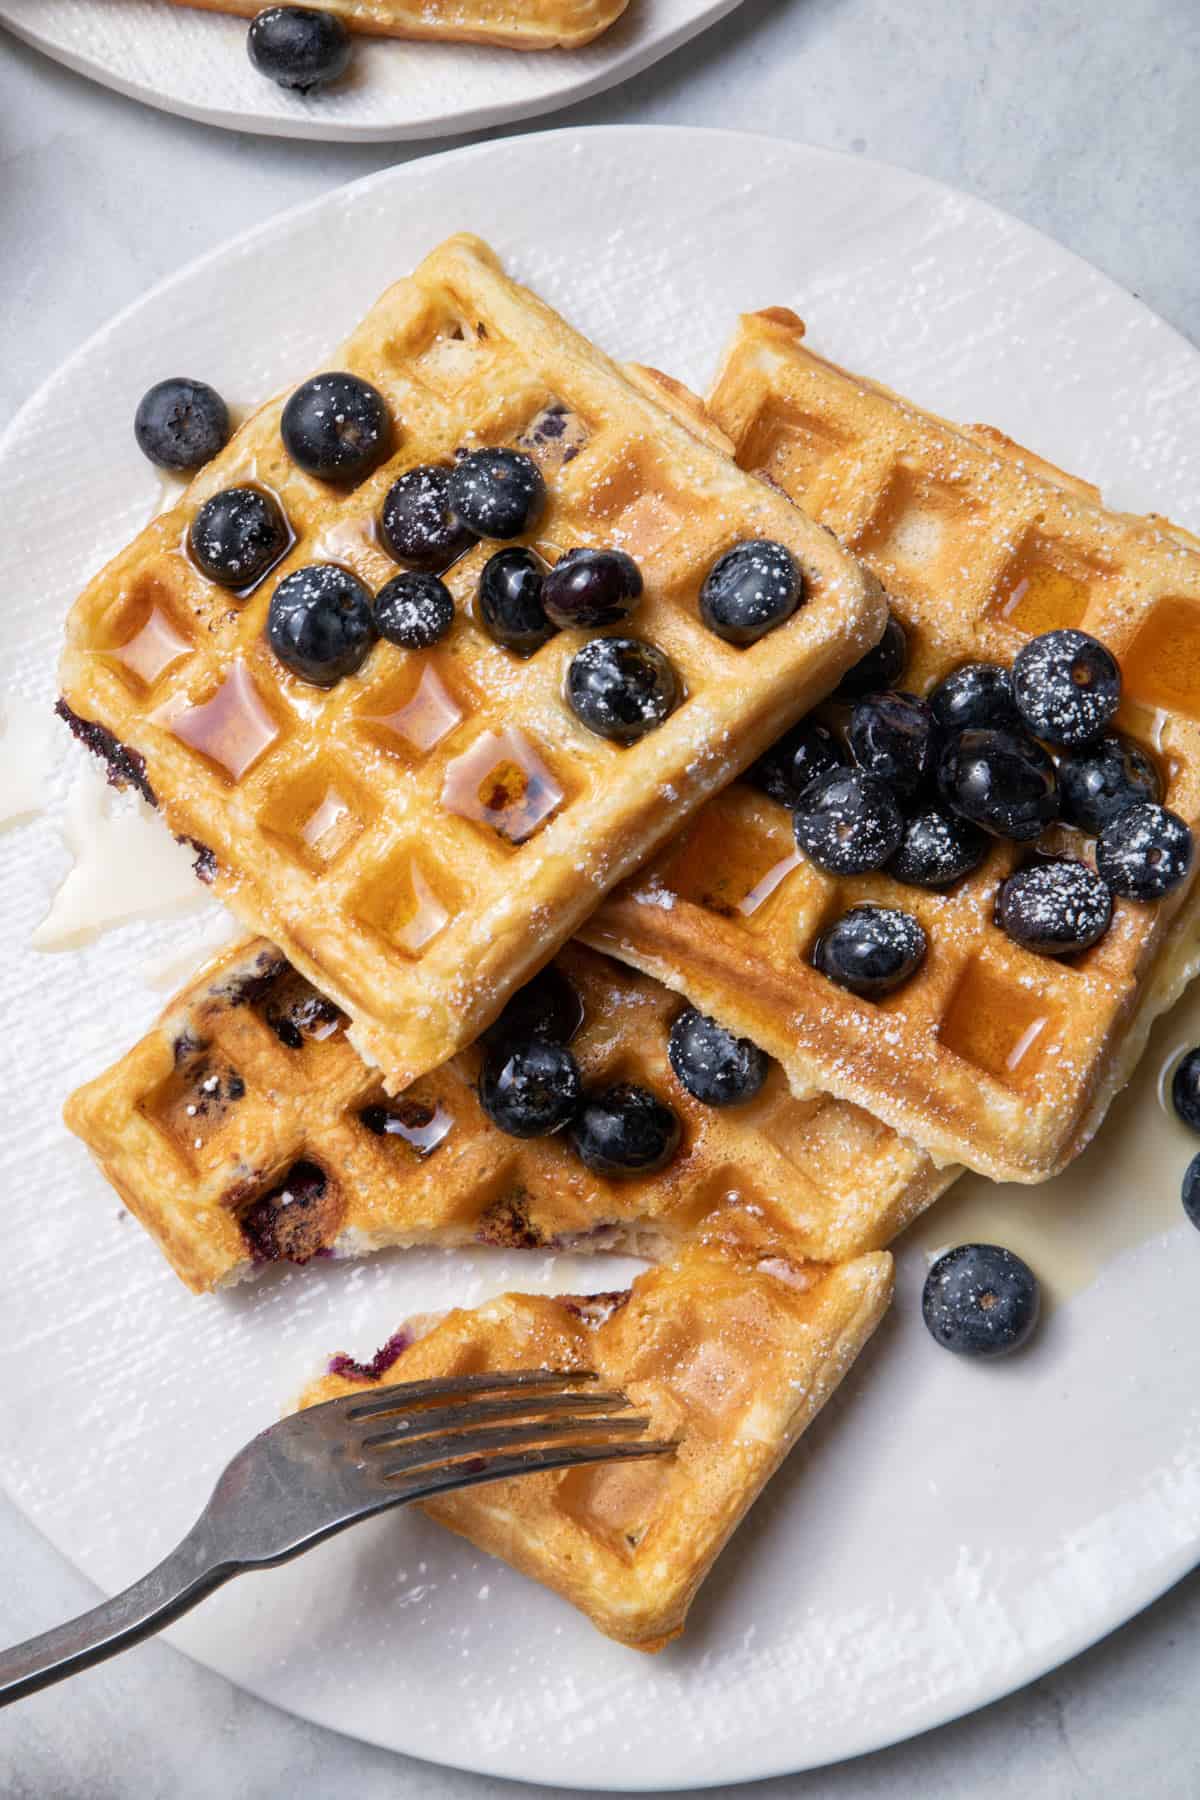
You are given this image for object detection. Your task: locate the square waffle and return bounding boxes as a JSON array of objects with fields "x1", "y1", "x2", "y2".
[
  {"x1": 58, "y1": 238, "x2": 886, "y2": 1094},
  {"x1": 298, "y1": 1209, "x2": 892, "y2": 1651},
  {"x1": 169, "y1": 0, "x2": 629, "y2": 49},
  {"x1": 65, "y1": 937, "x2": 951, "y2": 1294},
  {"x1": 583, "y1": 310, "x2": 1200, "y2": 1183}
]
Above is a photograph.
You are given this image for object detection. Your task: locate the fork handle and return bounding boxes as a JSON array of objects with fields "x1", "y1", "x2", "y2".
[{"x1": 0, "y1": 1523, "x2": 228, "y2": 1706}]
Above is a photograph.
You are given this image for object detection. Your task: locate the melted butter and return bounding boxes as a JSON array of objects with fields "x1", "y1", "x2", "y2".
[
  {"x1": 0, "y1": 695, "x2": 59, "y2": 829},
  {"x1": 905, "y1": 984, "x2": 1200, "y2": 1302}
]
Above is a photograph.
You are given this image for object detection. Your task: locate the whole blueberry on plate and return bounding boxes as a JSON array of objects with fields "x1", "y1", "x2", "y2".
[
  {"x1": 1096, "y1": 801, "x2": 1193, "y2": 899},
  {"x1": 1182, "y1": 1154, "x2": 1200, "y2": 1230},
  {"x1": 374, "y1": 571, "x2": 454, "y2": 649},
  {"x1": 381, "y1": 465, "x2": 476, "y2": 572},
  {"x1": 570, "y1": 1082, "x2": 681, "y2": 1175},
  {"x1": 699, "y1": 539, "x2": 802, "y2": 644},
  {"x1": 281, "y1": 372, "x2": 392, "y2": 484},
  {"x1": 792, "y1": 769, "x2": 904, "y2": 874},
  {"x1": 748, "y1": 719, "x2": 845, "y2": 810},
  {"x1": 936, "y1": 727, "x2": 1059, "y2": 840},
  {"x1": 478, "y1": 1036, "x2": 582, "y2": 1139},
  {"x1": 447, "y1": 448, "x2": 545, "y2": 540},
  {"x1": 928, "y1": 661, "x2": 1020, "y2": 736},
  {"x1": 833, "y1": 612, "x2": 907, "y2": 700},
  {"x1": 478, "y1": 547, "x2": 556, "y2": 654},
  {"x1": 134, "y1": 378, "x2": 230, "y2": 473},
  {"x1": 667, "y1": 1006, "x2": 768, "y2": 1107},
  {"x1": 267, "y1": 563, "x2": 376, "y2": 685},
  {"x1": 566, "y1": 638, "x2": 679, "y2": 744},
  {"x1": 189, "y1": 486, "x2": 290, "y2": 590},
  {"x1": 543, "y1": 547, "x2": 642, "y2": 629},
  {"x1": 847, "y1": 691, "x2": 935, "y2": 798},
  {"x1": 1011, "y1": 628, "x2": 1121, "y2": 748},
  {"x1": 1170, "y1": 1047, "x2": 1200, "y2": 1134},
  {"x1": 994, "y1": 858, "x2": 1113, "y2": 955},
  {"x1": 481, "y1": 966, "x2": 584, "y2": 1051},
  {"x1": 1058, "y1": 732, "x2": 1162, "y2": 835},
  {"x1": 247, "y1": 7, "x2": 352, "y2": 93},
  {"x1": 922, "y1": 1243, "x2": 1040, "y2": 1358},
  {"x1": 887, "y1": 806, "x2": 988, "y2": 889},
  {"x1": 812, "y1": 904, "x2": 927, "y2": 997}
]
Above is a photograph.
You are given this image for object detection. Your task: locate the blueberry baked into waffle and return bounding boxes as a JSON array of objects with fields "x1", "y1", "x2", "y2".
[
  {"x1": 58, "y1": 237, "x2": 886, "y2": 1095},
  {"x1": 171, "y1": 0, "x2": 630, "y2": 50},
  {"x1": 586, "y1": 311, "x2": 1200, "y2": 1183}
]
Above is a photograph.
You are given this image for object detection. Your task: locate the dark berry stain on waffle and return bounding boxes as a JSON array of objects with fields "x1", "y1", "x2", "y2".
[
  {"x1": 326, "y1": 1328, "x2": 413, "y2": 1384},
  {"x1": 561, "y1": 1289, "x2": 631, "y2": 1327},
  {"x1": 359, "y1": 1097, "x2": 453, "y2": 1157},
  {"x1": 176, "y1": 835, "x2": 218, "y2": 884},
  {"x1": 238, "y1": 1160, "x2": 343, "y2": 1264},
  {"x1": 54, "y1": 699, "x2": 157, "y2": 806},
  {"x1": 261, "y1": 969, "x2": 346, "y2": 1049},
  {"x1": 476, "y1": 1191, "x2": 544, "y2": 1249}
]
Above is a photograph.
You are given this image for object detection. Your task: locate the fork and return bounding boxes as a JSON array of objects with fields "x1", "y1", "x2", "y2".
[{"x1": 0, "y1": 1368, "x2": 673, "y2": 1705}]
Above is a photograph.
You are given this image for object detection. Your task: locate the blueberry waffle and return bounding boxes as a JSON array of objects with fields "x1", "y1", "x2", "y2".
[
  {"x1": 171, "y1": 0, "x2": 629, "y2": 49},
  {"x1": 584, "y1": 311, "x2": 1200, "y2": 1182},
  {"x1": 64, "y1": 938, "x2": 948, "y2": 1294},
  {"x1": 58, "y1": 239, "x2": 886, "y2": 1094},
  {"x1": 298, "y1": 1208, "x2": 891, "y2": 1650}
]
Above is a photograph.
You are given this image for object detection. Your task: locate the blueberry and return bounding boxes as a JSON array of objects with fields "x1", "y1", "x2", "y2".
[
  {"x1": 936, "y1": 728, "x2": 1059, "y2": 841},
  {"x1": 792, "y1": 769, "x2": 904, "y2": 874},
  {"x1": 1170, "y1": 1048, "x2": 1200, "y2": 1133},
  {"x1": 1012, "y1": 629, "x2": 1121, "y2": 748},
  {"x1": 1182, "y1": 1153, "x2": 1200, "y2": 1229},
  {"x1": 887, "y1": 807, "x2": 988, "y2": 889},
  {"x1": 481, "y1": 966, "x2": 584, "y2": 1051},
  {"x1": 569, "y1": 1083, "x2": 681, "y2": 1176},
  {"x1": 478, "y1": 548, "x2": 556, "y2": 654},
  {"x1": 542, "y1": 548, "x2": 642, "y2": 629},
  {"x1": 566, "y1": 638, "x2": 679, "y2": 744},
  {"x1": 812, "y1": 904, "x2": 927, "y2": 997},
  {"x1": 833, "y1": 612, "x2": 907, "y2": 700},
  {"x1": 267, "y1": 563, "x2": 376, "y2": 686},
  {"x1": 281, "y1": 372, "x2": 392, "y2": 484},
  {"x1": 922, "y1": 1244, "x2": 1040, "y2": 1358},
  {"x1": 747, "y1": 719, "x2": 845, "y2": 810},
  {"x1": 995, "y1": 858, "x2": 1113, "y2": 955},
  {"x1": 134, "y1": 378, "x2": 230, "y2": 473},
  {"x1": 698, "y1": 539, "x2": 802, "y2": 645},
  {"x1": 667, "y1": 1006, "x2": 768, "y2": 1107},
  {"x1": 1096, "y1": 801, "x2": 1194, "y2": 899},
  {"x1": 374, "y1": 571, "x2": 454, "y2": 649},
  {"x1": 847, "y1": 691, "x2": 935, "y2": 798},
  {"x1": 928, "y1": 662, "x2": 1020, "y2": 736},
  {"x1": 247, "y1": 7, "x2": 351, "y2": 92},
  {"x1": 447, "y1": 448, "x2": 545, "y2": 540},
  {"x1": 189, "y1": 486, "x2": 289, "y2": 589},
  {"x1": 478, "y1": 1036, "x2": 582, "y2": 1139},
  {"x1": 381, "y1": 465, "x2": 475, "y2": 572},
  {"x1": 1058, "y1": 733, "x2": 1162, "y2": 836}
]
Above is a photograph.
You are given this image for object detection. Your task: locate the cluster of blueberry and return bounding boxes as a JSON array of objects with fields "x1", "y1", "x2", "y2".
[
  {"x1": 749, "y1": 612, "x2": 1194, "y2": 998},
  {"x1": 143, "y1": 369, "x2": 808, "y2": 747}
]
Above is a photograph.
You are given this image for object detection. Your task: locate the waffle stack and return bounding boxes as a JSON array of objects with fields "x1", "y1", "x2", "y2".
[
  {"x1": 586, "y1": 309, "x2": 1200, "y2": 1182},
  {"x1": 170, "y1": 0, "x2": 630, "y2": 50}
]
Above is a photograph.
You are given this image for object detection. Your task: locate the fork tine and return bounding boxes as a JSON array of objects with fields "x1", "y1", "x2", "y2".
[
  {"x1": 358, "y1": 1387, "x2": 633, "y2": 1450},
  {"x1": 375, "y1": 1413, "x2": 651, "y2": 1477},
  {"x1": 336, "y1": 1368, "x2": 598, "y2": 1422},
  {"x1": 387, "y1": 1437, "x2": 677, "y2": 1501}
]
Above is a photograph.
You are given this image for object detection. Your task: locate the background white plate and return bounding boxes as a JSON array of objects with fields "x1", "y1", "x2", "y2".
[
  {"x1": 0, "y1": 0, "x2": 743, "y2": 142},
  {"x1": 2, "y1": 128, "x2": 1199, "y2": 1790}
]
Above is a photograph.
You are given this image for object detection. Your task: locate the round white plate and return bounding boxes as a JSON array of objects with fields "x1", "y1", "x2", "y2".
[
  {"x1": 3, "y1": 128, "x2": 1200, "y2": 1790},
  {"x1": 0, "y1": 0, "x2": 742, "y2": 142}
]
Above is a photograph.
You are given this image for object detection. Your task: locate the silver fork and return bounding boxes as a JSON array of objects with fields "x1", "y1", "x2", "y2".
[{"x1": 0, "y1": 1368, "x2": 673, "y2": 1705}]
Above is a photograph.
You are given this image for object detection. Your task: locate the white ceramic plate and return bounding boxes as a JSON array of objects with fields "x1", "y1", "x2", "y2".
[
  {"x1": 0, "y1": 0, "x2": 742, "y2": 142},
  {"x1": 2, "y1": 129, "x2": 1200, "y2": 1790}
]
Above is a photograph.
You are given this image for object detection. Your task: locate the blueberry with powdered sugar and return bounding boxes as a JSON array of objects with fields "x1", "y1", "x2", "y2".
[
  {"x1": 747, "y1": 719, "x2": 844, "y2": 810},
  {"x1": 792, "y1": 769, "x2": 904, "y2": 874},
  {"x1": 281, "y1": 372, "x2": 392, "y2": 484},
  {"x1": 566, "y1": 637, "x2": 679, "y2": 744},
  {"x1": 447, "y1": 447, "x2": 545, "y2": 540},
  {"x1": 833, "y1": 611, "x2": 907, "y2": 699},
  {"x1": 812, "y1": 904, "x2": 927, "y2": 997},
  {"x1": 380, "y1": 464, "x2": 475, "y2": 571},
  {"x1": 189, "y1": 486, "x2": 289, "y2": 590},
  {"x1": 699, "y1": 539, "x2": 803, "y2": 644},
  {"x1": 887, "y1": 806, "x2": 988, "y2": 889},
  {"x1": 995, "y1": 858, "x2": 1113, "y2": 955},
  {"x1": 267, "y1": 562, "x2": 376, "y2": 685},
  {"x1": 374, "y1": 570, "x2": 454, "y2": 649},
  {"x1": 1058, "y1": 732, "x2": 1162, "y2": 836},
  {"x1": 1096, "y1": 801, "x2": 1193, "y2": 899},
  {"x1": 847, "y1": 691, "x2": 935, "y2": 798},
  {"x1": 928, "y1": 661, "x2": 1020, "y2": 736},
  {"x1": 667, "y1": 1006, "x2": 768, "y2": 1107},
  {"x1": 1011, "y1": 629, "x2": 1121, "y2": 748}
]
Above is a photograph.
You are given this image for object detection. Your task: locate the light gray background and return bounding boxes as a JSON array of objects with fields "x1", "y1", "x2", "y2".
[{"x1": 2, "y1": 2, "x2": 1198, "y2": 1793}]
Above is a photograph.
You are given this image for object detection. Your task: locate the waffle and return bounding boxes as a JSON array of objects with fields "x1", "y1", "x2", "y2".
[
  {"x1": 59, "y1": 239, "x2": 886, "y2": 1095},
  {"x1": 169, "y1": 0, "x2": 629, "y2": 49},
  {"x1": 299, "y1": 1210, "x2": 892, "y2": 1651},
  {"x1": 65, "y1": 936, "x2": 950, "y2": 1294},
  {"x1": 583, "y1": 309, "x2": 1200, "y2": 1183}
]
